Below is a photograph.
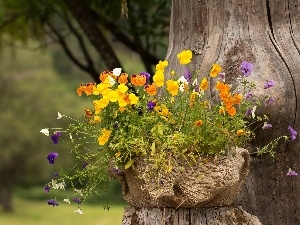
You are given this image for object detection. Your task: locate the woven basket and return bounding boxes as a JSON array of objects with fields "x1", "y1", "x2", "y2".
[{"x1": 114, "y1": 147, "x2": 249, "y2": 208}]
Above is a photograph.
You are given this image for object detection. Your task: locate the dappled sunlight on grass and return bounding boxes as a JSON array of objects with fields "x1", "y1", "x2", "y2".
[{"x1": 0, "y1": 198, "x2": 126, "y2": 225}]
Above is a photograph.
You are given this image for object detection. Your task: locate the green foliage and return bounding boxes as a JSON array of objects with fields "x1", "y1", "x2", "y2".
[{"x1": 0, "y1": 43, "x2": 89, "y2": 186}]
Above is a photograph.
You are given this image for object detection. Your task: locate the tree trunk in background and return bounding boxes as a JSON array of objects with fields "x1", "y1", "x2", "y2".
[{"x1": 165, "y1": 0, "x2": 300, "y2": 224}]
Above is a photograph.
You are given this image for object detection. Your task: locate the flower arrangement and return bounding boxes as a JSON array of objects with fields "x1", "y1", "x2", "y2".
[{"x1": 41, "y1": 49, "x2": 294, "y2": 213}]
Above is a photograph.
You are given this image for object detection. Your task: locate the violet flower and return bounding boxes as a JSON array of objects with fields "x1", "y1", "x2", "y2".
[
  {"x1": 47, "y1": 152, "x2": 58, "y2": 164},
  {"x1": 83, "y1": 162, "x2": 88, "y2": 169},
  {"x1": 264, "y1": 80, "x2": 275, "y2": 89},
  {"x1": 218, "y1": 72, "x2": 226, "y2": 82},
  {"x1": 147, "y1": 101, "x2": 156, "y2": 111},
  {"x1": 47, "y1": 199, "x2": 59, "y2": 207},
  {"x1": 183, "y1": 68, "x2": 192, "y2": 82},
  {"x1": 288, "y1": 126, "x2": 297, "y2": 140},
  {"x1": 245, "y1": 109, "x2": 252, "y2": 116},
  {"x1": 140, "y1": 72, "x2": 151, "y2": 83},
  {"x1": 44, "y1": 185, "x2": 50, "y2": 193},
  {"x1": 240, "y1": 61, "x2": 254, "y2": 77},
  {"x1": 267, "y1": 97, "x2": 275, "y2": 105},
  {"x1": 262, "y1": 123, "x2": 273, "y2": 130},
  {"x1": 194, "y1": 84, "x2": 199, "y2": 92},
  {"x1": 245, "y1": 92, "x2": 253, "y2": 99},
  {"x1": 73, "y1": 198, "x2": 81, "y2": 204},
  {"x1": 287, "y1": 169, "x2": 298, "y2": 176},
  {"x1": 51, "y1": 132, "x2": 61, "y2": 144}
]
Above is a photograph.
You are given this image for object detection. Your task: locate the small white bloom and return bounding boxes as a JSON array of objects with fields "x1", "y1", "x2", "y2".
[
  {"x1": 74, "y1": 208, "x2": 84, "y2": 215},
  {"x1": 52, "y1": 179, "x2": 59, "y2": 189},
  {"x1": 74, "y1": 188, "x2": 84, "y2": 197},
  {"x1": 40, "y1": 128, "x2": 49, "y2": 136},
  {"x1": 112, "y1": 68, "x2": 122, "y2": 76},
  {"x1": 63, "y1": 198, "x2": 71, "y2": 204},
  {"x1": 57, "y1": 112, "x2": 63, "y2": 119},
  {"x1": 107, "y1": 75, "x2": 116, "y2": 85},
  {"x1": 69, "y1": 133, "x2": 73, "y2": 140},
  {"x1": 252, "y1": 106, "x2": 257, "y2": 119},
  {"x1": 177, "y1": 76, "x2": 188, "y2": 84},
  {"x1": 52, "y1": 179, "x2": 65, "y2": 190},
  {"x1": 192, "y1": 78, "x2": 198, "y2": 86},
  {"x1": 179, "y1": 83, "x2": 185, "y2": 92}
]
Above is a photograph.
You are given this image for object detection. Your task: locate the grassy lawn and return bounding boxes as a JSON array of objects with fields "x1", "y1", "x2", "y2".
[{"x1": 0, "y1": 198, "x2": 126, "y2": 225}]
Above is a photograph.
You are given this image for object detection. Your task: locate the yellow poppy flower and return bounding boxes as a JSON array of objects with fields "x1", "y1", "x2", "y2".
[
  {"x1": 166, "y1": 80, "x2": 179, "y2": 96},
  {"x1": 200, "y1": 78, "x2": 208, "y2": 91},
  {"x1": 153, "y1": 70, "x2": 165, "y2": 87},
  {"x1": 155, "y1": 60, "x2": 168, "y2": 71},
  {"x1": 98, "y1": 129, "x2": 111, "y2": 145},
  {"x1": 128, "y1": 93, "x2": 139, "y2": 105},
  {"x1": 177, "y1": 50, "x2": 192, "y2": 65},
  {"x1": 210, "y1": 64, "x2": 222, "y2": 77}
]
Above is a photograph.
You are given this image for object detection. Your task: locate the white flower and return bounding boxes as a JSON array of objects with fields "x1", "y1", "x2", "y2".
[
  {"x1": 177, "y1": 76, "x2": 188, "y2": 92},
  {"x1": 57, "y1": 112, "x2": 63, "y2": 119},
  {"x1": 69, "y1": 133, "x2": 73, "y2": 140},
  {"x1": 74, "y1": 208, "x2": 84, "y2": 215},
  {"x1": 63, "y1": 198, "x2": 71, "y2": 204},
  {"x1": 192, "y1": 78, "x2": 198, "y2": 86},
  {"x1": 40, "y1": 128, "x2": 49, "y2": 136},
  {"x1": 177, "y1": 76, "x2": 188, "y2": 84},
  {"x1": 74, "y1": 188, "x2": 84, "y2": 197},
  {"x1": 112, "y1": 68, "x2": 122, "y2": 76},
  {"x1": 252, "y1": 106, "x2": 257, "y2": 119},
  {"x1": 52, "y1": 179, "x2": 65, "y2": 190},
  {"x1": 107, "y1": 75, "x2": 116, "y2": 85}
]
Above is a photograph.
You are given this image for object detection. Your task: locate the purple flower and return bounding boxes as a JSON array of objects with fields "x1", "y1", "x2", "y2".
[
  {"x1": 264, "y1": 80, "x2": 275, "y2": 89},
  {"x1": 245, "y1": 109, "x2": 252, "y2": 116},
  {"x1": 194, "y1": 84, "x2": 199, "y2": 92},
  {"x1": 73, "y1": 198, "x2": 81, "y2": 204},
  {"x1": 147, "y1": 101, "x2": 156, "y2": 111},
  {"x1": 83, "y1": 162, "x2": 88, "y2": 169},
  {"x1": 54, "y1": 171, "x2": 59, "y2": 178},
  {"x1": 245, "y1": 92, "x2": 253, "y2": 99},
  {"x1": 267, "y1": 97, "x2": 275, "y2": 105},
  {"x1": 218, "y1": 72, "x2": 226, "y2": 82},
  {"x1": 183, "y1": 68, "x2": 192, "y2": 82},
  {"x1": 288, "y1": 126, "x2": 297, "y2": 140},
  {"x1": 262, "y1": 123, "x2": 273, "y2": 130},
  {"x1": 44, "y1": 185, "x2": 50, "y2": 193},
  {"x1": 287, "y1": 169, "x2": 298, "y2": 176},
  {"x1": 111, "y1": 167, "x2": 124, "y2": 176},
  {"x1": 240, "y1": 61, "x2": 254, "y2": 77},
  {"x1": 47, "y1": 199, "x2": 59, "y2": 207},
  {"x1": 140, "y1": 72, "x2": 151, "y2": 83},
  {"x1": 51, "y1": 132, "x2": 61, "y2": 144},
  {"x1": 47, "y1": 152, "x2": 58, "y2": 164}
]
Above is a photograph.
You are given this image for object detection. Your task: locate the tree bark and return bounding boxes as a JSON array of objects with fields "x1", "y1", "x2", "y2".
[
  {"x1": 122, "y1": 206, "x2": 262, "y2": 225},
  {"x1": 164, "y1": 0, "x2": 300, "y2": 224}
]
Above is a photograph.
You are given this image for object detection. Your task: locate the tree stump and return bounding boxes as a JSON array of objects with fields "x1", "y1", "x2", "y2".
[{"x1": 122, "y1": 206, "x2": 262, "y2": 225}]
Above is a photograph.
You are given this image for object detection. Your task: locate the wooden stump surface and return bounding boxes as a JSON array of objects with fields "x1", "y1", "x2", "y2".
[{"x1": 122, "y1": 206, "x2": 262, "y2": 225}]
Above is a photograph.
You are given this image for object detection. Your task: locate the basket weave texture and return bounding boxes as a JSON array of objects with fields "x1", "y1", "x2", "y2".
[{"x1": 116, "y1": 148, "x2": 249, "y2": 208}]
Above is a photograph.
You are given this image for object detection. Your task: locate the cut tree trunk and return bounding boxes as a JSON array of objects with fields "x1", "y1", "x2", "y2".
[
  {"x1": 122, "y1": 206, "x2": 262, "y2": 225},
  {"x1": 163, "y1": 0, "x2": 300, "y2": 224}
]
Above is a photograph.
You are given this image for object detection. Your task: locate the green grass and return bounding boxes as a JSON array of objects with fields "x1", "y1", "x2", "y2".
[{"x1": 0, "y1": 198, "x2": 126, "y2": 225}]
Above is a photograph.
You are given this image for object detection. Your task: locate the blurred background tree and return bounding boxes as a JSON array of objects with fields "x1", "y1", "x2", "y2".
[{"x1": 0, "y1": 0, "x2": 170, "y2": 212}]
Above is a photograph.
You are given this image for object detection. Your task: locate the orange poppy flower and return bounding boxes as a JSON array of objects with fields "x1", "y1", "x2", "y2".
[
  {"x1": 131, "y1": 74, "x2": 147, "y2": 86},
  {"x1": 118, "y1": 73, "x2": 128, "y2": 84},
  {"x1": 145, "y1": 84, "x2": 157, "y2": 96},
  {"x1": 226, "y1": 107, "x2": 236, "y2": 116}
]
